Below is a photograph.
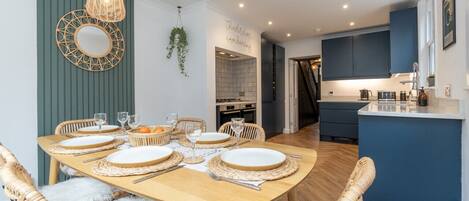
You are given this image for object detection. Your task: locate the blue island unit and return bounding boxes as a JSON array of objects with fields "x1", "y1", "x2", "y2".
[{"x1": 358, "y1": 102, "x2": 463, "y2": 201}]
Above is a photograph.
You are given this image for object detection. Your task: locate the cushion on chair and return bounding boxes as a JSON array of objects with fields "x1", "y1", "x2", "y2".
[
  {"x1": 40, "y1": 177, "x2": 114, "y2": 201},
  {"x1": 60, "y1": 164, "x2": 79, "y2": 176},
  {"x1": 116, "y1": 195, "x2": 151, "y2": 201}
]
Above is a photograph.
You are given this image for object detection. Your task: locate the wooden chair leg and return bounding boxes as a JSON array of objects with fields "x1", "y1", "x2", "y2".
[
  {"x1": 287, "y1": 187, "x2": 298, "y2": 201},
  {"x1": 48, "y1": 158, "x2": 59, "y2": 185}
]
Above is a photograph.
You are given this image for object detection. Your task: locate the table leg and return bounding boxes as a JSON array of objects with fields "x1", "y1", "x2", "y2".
[
  {"x1": 287, "y1": 187, "x2": 298, "y2": 201},
  {"x1": 48, "y1": 158, "x2": 59, "y2": 185}
]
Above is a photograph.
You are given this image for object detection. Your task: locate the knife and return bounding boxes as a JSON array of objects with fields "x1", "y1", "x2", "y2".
[{"x1": 133, "y1": 165, "x2": 185, "y2": 184}]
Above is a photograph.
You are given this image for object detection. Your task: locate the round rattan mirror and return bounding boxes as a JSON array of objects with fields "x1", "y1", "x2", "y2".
[{"x1": 56, "y1": 9, "x2": 125, "y2": 71}]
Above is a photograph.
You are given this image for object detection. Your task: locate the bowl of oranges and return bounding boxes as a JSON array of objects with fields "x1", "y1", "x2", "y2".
[{"x1": 128, "y1": 125, "x2": 172, "y2": 146}]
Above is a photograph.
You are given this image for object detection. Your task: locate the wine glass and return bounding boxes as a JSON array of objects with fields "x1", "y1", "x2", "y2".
[
  {"x1": 231, "y1": 118, "x2": 245, "y2": 148},
  {"x1": 128, "y1": 114, "x2": 140, "y2": 129},
  {"x1": 165, "y1": 113, "x2": 178, "y2": 131},
  {"x1": 94, "y1": 113, "x2": 107, "y2": 132},
  {"x1": 117, "y1": 111, "x2": 129, "y2": 131},
  {"x1": 184, "y1": 124, "x2": 203, "y2": 164}
]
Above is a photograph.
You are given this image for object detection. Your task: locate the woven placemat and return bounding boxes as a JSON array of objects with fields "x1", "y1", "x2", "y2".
[
  {"x1": 48, "y1": 139, "x2": 125, "y2": 155},
  {"x1": 208, "y1": 156, "x2": 299, "y2": 181},
  {"x1": 178, "y1": 136, "x2": 237, "y2": 149},
  {"x1": 66, "y1": 130, "x2": 126, "y2": 137},
  {"x1": 92, "y1": 152, "x2": 184, "y2": 177}
]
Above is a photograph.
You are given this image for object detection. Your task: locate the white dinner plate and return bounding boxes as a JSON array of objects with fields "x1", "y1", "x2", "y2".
[
  {"x1": 196, "y1": 132, "x2": 231, "y2": 144},
  {"x1": 78, "y1": 125, "x2": 120, "y2": 134},
  {"x1": 106, "y1": 146, "x2": 173, "y2": 168},
  {"x1": 220, "y1": 148, "x2": 286, "y2": 171},
  {"x1": 59, "y1": 136, "x2": 115, "y2": 150}
]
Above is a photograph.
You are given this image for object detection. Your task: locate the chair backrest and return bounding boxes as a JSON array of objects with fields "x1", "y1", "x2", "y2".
[
  {"x1": 337, "y1": 157, "x2": 376, "y2": 201},
  {"x1": 1, "y1": 162, "x2": 46, "y2": 201},
  {"x1": 0, "y1": 143, "x2": 18, "y2": 169},
  {"x1": 54, "y1": 119, "x2": 96, "y2": 135},
  {"x1": 218, "y1": 122, "x2": 266, "y2": 142},
  {"x1": 175, "y1": 117, "x2": 207, "y2": 133}
]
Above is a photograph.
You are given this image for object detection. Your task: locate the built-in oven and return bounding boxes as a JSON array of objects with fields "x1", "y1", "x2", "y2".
[
  {"x1": 217, "y1": 104, "x2": 242, "y2": 129},
  {"x1": 241, "y1": 104, "x2": 256, "y2": 123}
]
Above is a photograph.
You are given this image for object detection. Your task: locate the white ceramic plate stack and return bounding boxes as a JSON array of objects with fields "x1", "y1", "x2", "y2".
[
  {"x1": 59, "y1": 136, "x2": 115, "y2": 149},
  {"x1": 196, "y1": 133, "x2": 231, "y2": 144},
  {"x1": 220, "y1": 148, "x2": 287, "y2": 171},
  {"x1": 78, "y1": 125, "x2": 120, "y2": 134},
  {"x1": 106, "y1": 146, "x2": 174, "y2": 168}
]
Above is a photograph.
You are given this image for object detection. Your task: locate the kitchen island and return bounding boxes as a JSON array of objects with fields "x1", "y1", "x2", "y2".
[{"x1": 358, "y1": 101, "x2": 464, "y2": 201}]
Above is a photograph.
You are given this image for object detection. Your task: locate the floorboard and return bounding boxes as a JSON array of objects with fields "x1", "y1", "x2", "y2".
[{"x1": 268, "y1": 124, "x2": 358, "y2": 201}]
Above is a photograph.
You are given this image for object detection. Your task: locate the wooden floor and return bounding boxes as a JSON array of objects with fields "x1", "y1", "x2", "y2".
[{"x1": 268, "y1": 124, "x2": 358, "y2": 201}]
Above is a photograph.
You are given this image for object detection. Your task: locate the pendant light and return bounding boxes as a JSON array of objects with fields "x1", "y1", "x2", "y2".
[{"x1": 85, "y1": 0, "x2": 126, "y2": 22}]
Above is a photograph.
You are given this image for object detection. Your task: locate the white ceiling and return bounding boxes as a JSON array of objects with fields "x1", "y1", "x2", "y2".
[{"x1": 161, "y1": 0, "x2": 416, "y2": 42}]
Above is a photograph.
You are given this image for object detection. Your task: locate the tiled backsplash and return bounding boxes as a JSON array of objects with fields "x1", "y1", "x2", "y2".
[{"x1": 216, "y1": 57, "x2": 256, "y2": 100}]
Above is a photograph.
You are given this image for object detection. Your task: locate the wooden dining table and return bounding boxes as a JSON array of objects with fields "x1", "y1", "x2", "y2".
[{"x1": 38, "y1": 135, "x2": 317, "y2": 201}]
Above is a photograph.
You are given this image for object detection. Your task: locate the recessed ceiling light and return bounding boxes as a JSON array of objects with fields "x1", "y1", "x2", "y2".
[
  {"x1": 230, "y1": 54, "x2": 236, "y2": 57},
  {"x1": 315, "y1": 28, "x2": 321, "y2": 32},
  {"x1": 268, "y1": 21, "x2": 273, "y2": 26},
  {"x1": 349, "y1": 21, "x2": 355, "y2": 26},
  {"x1": 219, "y1": 52, "x2": 226, "y2": 55},
  {"x1": 342, "y1": 4, "x2": 349, "y2": 9},
  {"x1": 238, "y1": 3, "x2": 244, "y2": 8},
  {"x1": 286, "y1": 33, "x2": 292, "y2": 37}
]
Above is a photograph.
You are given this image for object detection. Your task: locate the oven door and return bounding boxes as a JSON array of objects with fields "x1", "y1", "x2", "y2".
[
  {"x1": 242, "y1": 108, "x2": 256, "y2": 124},
  {"x1": 218, "y1": 110, "x2": 242, "y2": 128}
]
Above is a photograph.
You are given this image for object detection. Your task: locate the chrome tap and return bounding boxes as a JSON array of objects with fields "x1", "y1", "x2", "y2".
[{"x1": 400, "y1": 62, "x2": 419, "y2": 90}]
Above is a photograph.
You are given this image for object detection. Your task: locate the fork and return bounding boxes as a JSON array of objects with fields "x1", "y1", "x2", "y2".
[{"x1": 207, "y1": 171, "x2": 261, "y2": 191}]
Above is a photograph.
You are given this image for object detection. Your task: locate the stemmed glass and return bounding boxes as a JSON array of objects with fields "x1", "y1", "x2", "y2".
[
  {"x1": 231, "y1": 118, "x2": 245, "y2": 149},
  {"x1": 128, "y1": 114, "x2": 141, "y2": 129},
  {"x1": 94, "y1": 113, "x2": 107, "y2": 132},
  {"x1": 184, "y1": 124, "x2": 204, "y2": 164},
  {"x1": 165, "y1": 113, "x2": 178, "y2": 131},
  {"x1": 117, "y1": 112, "x2": 129, "y2": 131}
]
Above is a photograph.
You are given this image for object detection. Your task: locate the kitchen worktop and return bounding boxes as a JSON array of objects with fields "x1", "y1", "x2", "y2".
[
  {"x1": 318, "y1": 96, "x2": 373, "y2": 103},
  {"x1": 358, "y1": 101, "x2": 465, "y2": 120},
  {"x1": 215, "y1": 101, "x2": 256, "y2": 106}
]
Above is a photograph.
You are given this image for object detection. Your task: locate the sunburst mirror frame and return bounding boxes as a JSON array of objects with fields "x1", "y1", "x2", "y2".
[{"x1": 56, "y1": 9, "x2": 125, "y2": 71}]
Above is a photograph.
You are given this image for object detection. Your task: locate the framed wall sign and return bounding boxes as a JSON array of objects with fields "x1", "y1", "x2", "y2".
[{"x1": 442, "y1": 0, "x2": 456, "y2": 50}]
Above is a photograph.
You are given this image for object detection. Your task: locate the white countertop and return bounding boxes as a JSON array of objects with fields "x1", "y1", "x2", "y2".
[
  {"x1": 216, "y1": 101, "x2": 256, "y2": 106},
  {"x1": 358, "y1": 101, "x2": 465, "y2": 120},
  {"x1": 318, "y1": 96, "x2": 373, "y2": 103}
]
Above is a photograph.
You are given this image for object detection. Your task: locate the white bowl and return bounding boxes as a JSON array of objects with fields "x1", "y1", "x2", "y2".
[
  {"x1": 59, "y1": 136, "x2": 114, "y2": 149},
  {"x1": 196, "y1": 132, "x2": 231, "y2": 144},
  {"x1": 220, "y1": 148, "x2": 286, "y2": 171},
  {"x1": 78, "y1": 125, "x2": 120, "y2": 133},
  {"x1": 106, "y1": 146, "x2": 173, "y2": 168}
]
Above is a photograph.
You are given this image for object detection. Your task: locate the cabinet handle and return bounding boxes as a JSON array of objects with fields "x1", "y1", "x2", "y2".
[
  {"x1": 243, "y1": 109, "x2": 256, "y2": 112},
  {"x1": 223, "y1": 111, "x2": 241, "y2": 115}
]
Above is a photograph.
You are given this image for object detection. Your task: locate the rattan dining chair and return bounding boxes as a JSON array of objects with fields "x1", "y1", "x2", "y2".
[
  {"x1": 1, "y1": 161, "x2": 116, "y2": 201},
  {"x1": 0, "y1": 143, "x2": 18, "y2": 168},
  {"x1": 49, "y1": 119, "x2": 96, "y2": 184},
  {"x1": 175, "y1": 117, "x2": 207, "y2": 133},
  {"x1": 218, "y1": 122, "x2": 266, "y2": 142},
  {"x1": 337, "y1": 157, "x2": 376, "y2": 201}
]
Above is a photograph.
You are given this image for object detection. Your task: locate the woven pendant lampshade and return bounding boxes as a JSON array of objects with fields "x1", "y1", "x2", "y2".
[{"x1": 85, "y1": 0, "x2": 126, "y2": 22}]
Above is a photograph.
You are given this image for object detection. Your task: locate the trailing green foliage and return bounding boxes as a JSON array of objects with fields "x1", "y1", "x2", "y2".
[{"x1": 167, "y1": 27, "x2": 189, "y2": 77}]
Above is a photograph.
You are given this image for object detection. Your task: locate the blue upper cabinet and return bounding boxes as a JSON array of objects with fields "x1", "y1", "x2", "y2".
[
  {"x1": 322, "y1": 31, "x2": 390, "y2": 81},
  {"x1": 322, "y1": 36, "x2": 354, "y2": 80},
  {"x1": 353, "y1": 31, "x2": 391, "y2": 78},
  {"x1": 390, "y1": 7, "x2": 418, "y2": 73}
]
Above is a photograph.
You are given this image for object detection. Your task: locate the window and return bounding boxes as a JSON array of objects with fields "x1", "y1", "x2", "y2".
[{"x1": 425, "y1": 0, "x2": 436, "y2": 76}]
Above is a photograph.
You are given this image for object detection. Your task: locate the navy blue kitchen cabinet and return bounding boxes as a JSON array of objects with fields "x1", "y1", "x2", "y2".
[
  {"x1": 322, "y1": 36, "x2": 354, "y2": 80},
  {"x1": 322, "y1": 31, "x2": 390, "y2": 80},
  {"x1": 353, "y1": 31, "x2": 390, "y2": 78},
  {"x1": 319, "y1": 102, "x2": 368, "y2": 139},
  {"x1": 359, "y1": 115, "x2": 461, "y2": 201},
  {"x1": 390, "y1": 7, "x2": 418, "y2": 73}
]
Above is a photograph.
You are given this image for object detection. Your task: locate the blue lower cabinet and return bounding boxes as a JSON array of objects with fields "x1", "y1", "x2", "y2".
[
  {"x1": 319, "y1": 102, "x2": 368, "y2": 139},
  {"x1": 359, "y1": 115, "x2": 461, "y2": 201}
]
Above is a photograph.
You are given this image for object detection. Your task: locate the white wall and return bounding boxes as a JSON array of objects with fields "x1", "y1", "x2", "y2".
[
  {"x1": 135, "y1": 1, "x2": 262, "y2": 131},
  {"x1": 206, "y1": 6, "x2": 262, "y2": 130},
  {"x1": 0, "y1": 0, "x2": 37, "y2": 199}
]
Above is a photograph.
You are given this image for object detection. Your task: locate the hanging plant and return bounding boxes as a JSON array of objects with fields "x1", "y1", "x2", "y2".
[{"x1": 167, "y1": 6, "x2": 189, "y2": 77}]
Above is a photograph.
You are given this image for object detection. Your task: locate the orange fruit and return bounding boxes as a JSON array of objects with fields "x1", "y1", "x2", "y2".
[
  {"x1": 152, "y1": 127, "x2": 165, "y2": 134},
  {"x1": 137, "y1": 127, "x2": 151, "y2": 133}
]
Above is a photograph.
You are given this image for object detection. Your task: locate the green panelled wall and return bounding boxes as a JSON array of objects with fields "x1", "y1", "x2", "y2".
[{"x1": 37, "y1": 0, "x2": 134, "y2": 185}]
